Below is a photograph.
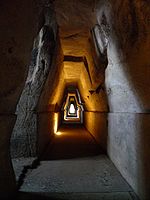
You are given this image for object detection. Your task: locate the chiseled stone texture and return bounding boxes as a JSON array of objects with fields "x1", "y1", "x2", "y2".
[
  {"x1": 54, "y1": 0, "x2": 96, "y2": 36},
  {"x1": 96, "y1": 0, "x2": 150, "y2": 113},
  {"x1": 96, "y1": 0, "x2": 150, "y2": 199},
  {"x1": 11, "y1": 5, "x2": 57, "y2": 158}
]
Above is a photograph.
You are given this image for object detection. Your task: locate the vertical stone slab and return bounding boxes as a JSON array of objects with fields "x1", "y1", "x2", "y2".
[{"x1": 11, "y1": 7, "x2": 57, "y2": 158}]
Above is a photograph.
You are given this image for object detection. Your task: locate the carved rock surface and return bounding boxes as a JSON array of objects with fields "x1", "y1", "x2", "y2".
[
  {"x1": 11, "y1": 8, "x2": 57, "y2": 158},
  {"x1": 96, "y1": 1, "x2": 150, "y2": 199}
]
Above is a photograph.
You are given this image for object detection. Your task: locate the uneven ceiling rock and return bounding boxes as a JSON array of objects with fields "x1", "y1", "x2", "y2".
[
  {"x1": 54, "y1": 0, "x2": 97, "y2": 37},
  {"x1": 54, "y1": 0, "x2": 97, "y2": 76}
]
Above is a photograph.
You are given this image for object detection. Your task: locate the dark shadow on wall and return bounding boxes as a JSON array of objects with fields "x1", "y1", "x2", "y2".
[{"x1": 138, "y1": 114, "x2": 150, "y2": 199}]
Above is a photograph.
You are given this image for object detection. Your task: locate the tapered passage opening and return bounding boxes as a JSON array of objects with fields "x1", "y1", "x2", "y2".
[{"x1": 61, "y1": 87, "x2": 84, "y2": 124}]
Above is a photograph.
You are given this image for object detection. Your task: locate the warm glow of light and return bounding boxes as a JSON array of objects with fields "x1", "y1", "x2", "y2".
[
  {"x1": 69, "y1": 103, "x2": 75, "y2": 114},
  {"x1": 55, "y1": 131, "x2": 62, "y2": 136},
  {"x1": 54, "y1": 113, "x2": 59, "y2": 134}
]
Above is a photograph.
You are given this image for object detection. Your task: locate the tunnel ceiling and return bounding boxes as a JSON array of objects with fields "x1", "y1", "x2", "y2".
[
  {"x1": 54, "y1": 0, "x2": 97, "y2": 57},
  {"x1": 54, "y1": 0, "x2": 97, "y2": 37},
  {"x1": 48, "y1": 0, "x2": 107, "y2": 112}
]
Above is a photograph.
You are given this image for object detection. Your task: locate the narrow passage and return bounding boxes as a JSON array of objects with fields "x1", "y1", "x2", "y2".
[{"x1": 41, "y1": 124, "x2": 102, "y2": 160}]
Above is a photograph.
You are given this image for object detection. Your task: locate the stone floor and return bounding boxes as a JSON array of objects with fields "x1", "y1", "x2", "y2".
[
  {"x1": 12, "y1": 125, "x2": 140, "y2": 200},
  {"x1": 41, "y1": 124, "x2": 103, "y2": 160}
]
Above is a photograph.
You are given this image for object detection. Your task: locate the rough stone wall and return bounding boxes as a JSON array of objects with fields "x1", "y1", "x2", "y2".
[
  {"x1": 11, "y1": 3, "x2": 57, "y2": 158},
  {"x1": 96, "y1": 0, "x2": 150, "y2": 199},
  {"x1": 0, "y1": 0, "x2": 56, "y2": 196}
]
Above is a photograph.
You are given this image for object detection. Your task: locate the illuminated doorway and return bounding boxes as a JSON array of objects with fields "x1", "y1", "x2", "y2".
[{"x1": 62, "y1": 87, "x2": 84, "y2": 124}]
